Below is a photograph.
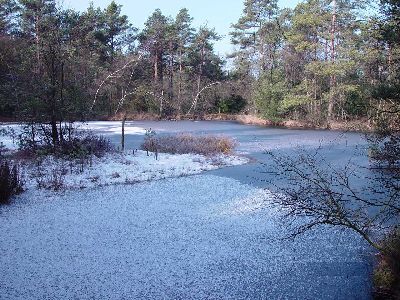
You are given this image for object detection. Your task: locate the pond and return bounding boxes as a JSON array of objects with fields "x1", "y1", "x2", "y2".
[
  {"x1": 0, "y1": 121, "x2": 373, "y2": 299},
  {"x1": 95, "y1": 120, "x2": 370, "y2": 187}
]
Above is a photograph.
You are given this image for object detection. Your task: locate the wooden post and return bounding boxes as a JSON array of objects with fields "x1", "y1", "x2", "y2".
[{"x1": 121, "y1": 114, "x2": 127, "y2": 151}]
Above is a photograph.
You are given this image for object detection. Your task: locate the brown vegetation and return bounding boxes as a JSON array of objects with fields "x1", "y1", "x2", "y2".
[{"x1": 141, "y1": 134, "x2": 235, "y2": 155}]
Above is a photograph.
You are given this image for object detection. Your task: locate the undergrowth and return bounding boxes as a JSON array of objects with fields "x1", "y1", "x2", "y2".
[
  {"x1": 0, "y1": 160, "x2": 24, "y2": 204},
  {"x1": 374, "y1": 229, "x2": 400, "y2": 299},
  {"x1": 141, "y1": 133, "x2": 235, "y2": 155}
]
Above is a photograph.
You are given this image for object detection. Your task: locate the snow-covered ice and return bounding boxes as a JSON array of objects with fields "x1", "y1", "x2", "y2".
[
  {"x1": 0, "y1": 175, "x2": 371, "y2": 299},
  {"x1": 76, "y1": 121, "x2": 149, "y2": 135},
  {"x1": 0, "y1": 121, "x2": 373, "y2": 299}
]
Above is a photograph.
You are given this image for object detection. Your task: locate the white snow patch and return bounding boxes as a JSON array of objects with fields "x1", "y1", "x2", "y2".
[
  {"x1": 218, "y1": 189, "x2": 277, "y2": 216},
  {"x1": 76, "y1": 121, "x2": 148, "y2": 135},
  {"x1": 21, "y1": 150, "x2": 249, "y2": 191}
]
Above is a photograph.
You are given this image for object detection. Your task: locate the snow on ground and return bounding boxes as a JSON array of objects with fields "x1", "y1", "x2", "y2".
[
  {"x1": 0, "y1": 122, "x2": 248, "y2": 191},
  {"x1": 0, "y1": 122, "x2": 148, "y2": 151},
  {"x1": 0, "y1": 175, "x2": 371, "y2": 299},
  {"x1": 21, "y1": 150, "x2": 249, "y2": 190},
  {"x1": 0, "y1": 123, "x2": 21, "y2": 151},
  {"x1": 76, "y1": 121, "x2": 148, "y2": 135}
]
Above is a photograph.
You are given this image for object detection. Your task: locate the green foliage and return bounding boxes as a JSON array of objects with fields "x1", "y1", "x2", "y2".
[
  {"x1": 254, "y1": 79, "x2": 287, "y2": 121},
  {"x1": 281, "y1": 94, "x2": 311, "y2": 113},
  {"x1": 229, "y1": 0, "x2": 395, "y2": 125},
  {"x1": 341, "y1": 85, "x2": 368, "y2": 117},
  {"x1": 216, "y1": 94, "x2": 247, "y2": 113}
]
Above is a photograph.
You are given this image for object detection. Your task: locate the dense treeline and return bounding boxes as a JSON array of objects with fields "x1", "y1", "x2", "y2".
[
  {"x1": 0, "y1": 0, "x2": 399, "y2": 135},
  {"x1": 0, "y1": 0, "x2": 228, "y2": 144},
  {"x1": 231, "y1": 0, "x2": 399, "y2": 127}
]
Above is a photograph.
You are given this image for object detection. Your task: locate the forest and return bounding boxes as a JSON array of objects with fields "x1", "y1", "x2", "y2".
[{"x1": 0, "y1": 0, "x2": 398, "y2": 134}]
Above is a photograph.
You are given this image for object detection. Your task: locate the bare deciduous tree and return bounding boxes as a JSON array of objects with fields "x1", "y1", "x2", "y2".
[{"x1": 264, "y1": 148, "x2": 400, "y2": 253}]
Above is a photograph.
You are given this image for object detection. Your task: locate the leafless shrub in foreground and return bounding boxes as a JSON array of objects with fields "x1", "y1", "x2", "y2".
[
  {"x1": 0, "y1": 160, "x2": 24, "y2": 204},
  {"x1": 264, "y1": 149, "x2": 399, "y2": 252}
]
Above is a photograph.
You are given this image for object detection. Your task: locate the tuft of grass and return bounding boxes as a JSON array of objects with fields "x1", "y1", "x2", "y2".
[
  {"x1": 34, "y1": 162, "x2": 67, "y2": 191},
  {"x1": 141, "y1": 134, "x2": 236, "y2": 155}
]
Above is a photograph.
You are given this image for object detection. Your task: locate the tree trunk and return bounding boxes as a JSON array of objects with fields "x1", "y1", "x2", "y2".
[
  {"x1": 168, "y1": 41, "x2": 174, "y2": 103},
  {"x1": 51, "y1": 115, "x2": 59, "y2": 147},
  {"x1": 59, "y1": 61, "x2": 65, "y2": 143},
  {"x1": 177, "y1": 49, "x2": 183, "y2": 116},
  {"x1": 121, "y1": 114, "x2": 127, "y2": 151},
  {"x1": 328, "y1": 0, "x2": 337, "y2": 126},
  {"x1": 154, "y1": 49, "x2": 159, "y2": 82},
  {"x1": 195, "y1": 43, "x2": 205, "y2": 113}
]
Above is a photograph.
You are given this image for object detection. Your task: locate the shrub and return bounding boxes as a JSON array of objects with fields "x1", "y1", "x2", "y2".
[
  {"x1": 215, "y1": 94, "x2": 247, "y2": 114},
  {"x1": 374, "y1": 230, "x2": 400, "y2": 299},
  {"x1": 33, "y1": 157, "x2": 68, "y2": 191},
  {"x1": 17, "y1": 124, "x2": 113, "y2": 159},
  {"x1": 143, "y1": 129, "x2": 157, "y2": 155},
  {"x1": 16, "y1": 123, "x2": 114, "y2": 159},
  {"x1": 254, "y1": 80, "x2": 288, "y2": 122},
  {"x1": 369, "y1": 134, "x2": 400, "y2": 168},
  {"x1": 57, "y1": 133, "x2": 113, "y2": 159},
  {"x1": 141, "y1": 134, "x2": 235, "y2": 155},
  {"x1": 0, "y1": 160, "x2": 24, "y2": 204}
]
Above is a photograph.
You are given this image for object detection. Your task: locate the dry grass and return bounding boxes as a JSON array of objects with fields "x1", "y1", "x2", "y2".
[
  {"x1": 236, "y1": 115, "x2": 272, "y2": 126},
  {"x1": 141, "y1": 134, "x2": 235, "y2": 155}
]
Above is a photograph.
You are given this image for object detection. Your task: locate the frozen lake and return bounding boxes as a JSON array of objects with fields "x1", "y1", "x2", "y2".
[{"x1": 0, "y1": 121, "x2": 373, "y2": 299}]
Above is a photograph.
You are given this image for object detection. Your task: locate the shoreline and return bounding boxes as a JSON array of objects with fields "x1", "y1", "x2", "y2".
[
  {"x1": 107, "y1": 113, "x2": 374, "y2": 133},
  {"x1": 1, "y1": 114, "x2": 373, "y2": 133}
]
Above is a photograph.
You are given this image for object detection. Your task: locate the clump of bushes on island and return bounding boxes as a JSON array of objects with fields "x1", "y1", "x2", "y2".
[
  {"x1": 141, "y1": 132, "x2": 235, "y2": 155},
  {"x1": 16, "y1": 124, "x2": 113, "y2": 159},
  {"x1": 0, "y1": 124, "x2": 115, "y2": 193}
]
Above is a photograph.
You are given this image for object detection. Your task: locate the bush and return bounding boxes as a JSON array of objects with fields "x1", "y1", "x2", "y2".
[
  {"x1": 56, "y1": 133, "x2": 113, "y2": 159},
  {"x1": 141, "y1": 134, "x2": 235, "y2": 155},
  {"x1": 0, "y1": 160, "x2": 23, "y2": 204},
  {"x1": 254, "y1": 80, "x2": 287, "y2": 121},
  {"x1": 17, "y1": 123, "x2": 113, "y2": 159},
  {"x1": 374, "y1": 230, "x2": 400, "y2": 299},
  {"x1": 35, "y1": 165, "x2": 66, "y2": 191},
  {"x1": 369, "y1": 135, "x2": 400, "y2": 168},
  {"x1": 215, "y1": 94, "x2": 247, "y2": 114}
]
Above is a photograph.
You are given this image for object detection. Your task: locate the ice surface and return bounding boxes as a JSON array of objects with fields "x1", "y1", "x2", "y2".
[
  {"x1": 0, "y1": 175, "x2": 371, "y2": 299},
  {"x1": 0, "y1": 121, "x2": 373, "y2": 299}
]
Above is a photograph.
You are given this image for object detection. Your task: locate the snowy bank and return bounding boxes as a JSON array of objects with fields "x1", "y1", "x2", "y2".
[{"x1": 21, "y1": 150, "x2": 249, "y2": 190}]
